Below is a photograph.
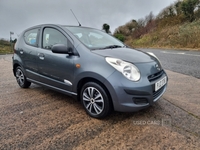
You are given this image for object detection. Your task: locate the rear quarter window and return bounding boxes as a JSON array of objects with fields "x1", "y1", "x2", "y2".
[{"x1": 24, "y1": 28, "x2": 39, "y2": 46}]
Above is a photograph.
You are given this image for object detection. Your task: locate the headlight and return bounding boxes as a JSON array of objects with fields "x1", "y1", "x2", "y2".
[{"x1": 105, "y1": 57, "x2": 140, "y2": 81}]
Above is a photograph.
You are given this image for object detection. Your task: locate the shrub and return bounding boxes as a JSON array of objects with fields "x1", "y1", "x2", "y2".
[{"x1": 114, "y1": 34, "x2": 125, "y2": 42}]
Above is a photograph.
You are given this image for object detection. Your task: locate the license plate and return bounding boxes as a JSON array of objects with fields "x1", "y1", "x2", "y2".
[{"x1": 155, "y1": 76, "x2": 167, "y2": 91}]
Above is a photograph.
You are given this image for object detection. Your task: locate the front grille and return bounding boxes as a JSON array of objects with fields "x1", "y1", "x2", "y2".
[
  {"x1": 148, "y1": 70, "x2": 164, "y2": 82},
  {"x1": 153, "y1": 85, "x2": 165, "y2": 101}
]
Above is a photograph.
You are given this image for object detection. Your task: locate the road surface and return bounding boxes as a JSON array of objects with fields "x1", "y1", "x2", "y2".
[
  {"x1": 0, "y1": 53, "x2": 199, "y2": 149},
  {"x1": 140, "y1": 48, "x2": 200, "y2": 79}
]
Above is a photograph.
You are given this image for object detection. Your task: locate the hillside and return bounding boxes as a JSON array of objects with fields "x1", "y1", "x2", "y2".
[
  {"x1": 130, "y1": 19, "x2": 200, "y2": 50},
  {"x1": 114, "y1": 0, "x2": 200, "y2": 50}
]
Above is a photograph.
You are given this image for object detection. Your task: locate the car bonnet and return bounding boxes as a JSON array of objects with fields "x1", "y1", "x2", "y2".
[{"x1": 92, "y1": 48, "x2": 156, "y2": 64}]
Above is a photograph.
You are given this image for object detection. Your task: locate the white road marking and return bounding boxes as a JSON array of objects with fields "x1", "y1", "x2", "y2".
[{"x1": 161, "y1": 51, "x2": 200, "y2": 57}]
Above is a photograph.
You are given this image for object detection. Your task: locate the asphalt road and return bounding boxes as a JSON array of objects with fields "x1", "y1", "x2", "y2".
[
  {"x1": 2, "y1": 49, "x2": 200, "y2": 78},
  {"x1": 0, "y1": 53, "x2": 199, "y2": 149},
  {"x1": 140, "y1": 48, "x2": 200, "y2": 79}
]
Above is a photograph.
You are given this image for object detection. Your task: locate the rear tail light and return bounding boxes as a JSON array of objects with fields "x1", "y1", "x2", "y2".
[{"x1": 13, "y1": 43, "x2": 16, "y2": 53}]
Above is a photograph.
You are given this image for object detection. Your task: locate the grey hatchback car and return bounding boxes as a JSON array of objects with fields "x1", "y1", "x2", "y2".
[{"x1": 13, "y1": 24, "x2": 168, "y2": 118}]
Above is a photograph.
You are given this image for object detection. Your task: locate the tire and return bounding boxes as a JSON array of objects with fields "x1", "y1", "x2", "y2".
[
  {"x1": 15, "y1": 66, "x2": 31, "y2": 88},
  {"x1": 80, "y1": 82, "x2": 112, "y2": 119}
]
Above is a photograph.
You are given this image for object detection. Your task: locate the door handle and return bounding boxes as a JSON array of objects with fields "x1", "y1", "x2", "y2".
[
  {"x1": 38, "y1": 53, "x2": 45, "y2": 60},
  {"x1": 19, "y1": 50, "x2": 23, "y2": 54}
]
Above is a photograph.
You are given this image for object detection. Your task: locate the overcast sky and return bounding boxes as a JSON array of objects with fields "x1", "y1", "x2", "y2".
[{"x1": 0, "y1": 0, "x2": 176, "y2": 40}]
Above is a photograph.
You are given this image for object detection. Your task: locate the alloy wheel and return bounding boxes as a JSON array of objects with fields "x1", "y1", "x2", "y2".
[
  {"x1": 16, "y1": 68, "x2": 25, "y2": 86},
  {"x1": 82, "y1": 87, "x2": 104, "y2": 115}
]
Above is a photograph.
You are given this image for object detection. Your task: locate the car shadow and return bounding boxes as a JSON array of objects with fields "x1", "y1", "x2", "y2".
[{"x1": 30, "y1": 83, "x2": 161, "y2": 122}]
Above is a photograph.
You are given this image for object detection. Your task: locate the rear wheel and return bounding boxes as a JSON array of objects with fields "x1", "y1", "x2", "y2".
[
  {"x1": 15, "y1": 66, "x2": 31, "y2": 88},
  {"x1": 80, "y1": 82, "x2": 111, "y2": 119}
]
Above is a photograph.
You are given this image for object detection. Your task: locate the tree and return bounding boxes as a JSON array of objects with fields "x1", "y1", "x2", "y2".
[
  {"x1": 102, "y1": 23, "x2": 111, "y2": 33},
  {"x1": 181, "y1": 0, "x2": 200, "y2": 22},
  {"x1": 145, "y1": 11, "x2": 154, "y2": 24},
  {"x1": 113, "y1": 20, "x2": 138, "y2": 37},
  {"x1": 137, "y1": 18, "x2": 145, "y2": 27},
  {"x1": 175, "y1": 0, "x2": 183, "y2": 15}
]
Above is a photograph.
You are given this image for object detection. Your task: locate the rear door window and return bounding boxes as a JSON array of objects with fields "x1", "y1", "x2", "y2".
[{"x1": 24, "y1": 28, "x2": 39, "y2": 46}]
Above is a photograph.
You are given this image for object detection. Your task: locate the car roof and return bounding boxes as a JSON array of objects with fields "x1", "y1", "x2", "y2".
[{"x1": 25, "y1": 24, "x2": 96, "y2": 30}]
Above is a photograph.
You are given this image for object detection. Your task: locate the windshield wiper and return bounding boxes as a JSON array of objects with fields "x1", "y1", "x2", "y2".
[
  {"x1": 91, "y1": 45, "x2": 125, "y2": 50},
  {"x1": 102, "y1": 45, "x2": 123, "y2": 49}
]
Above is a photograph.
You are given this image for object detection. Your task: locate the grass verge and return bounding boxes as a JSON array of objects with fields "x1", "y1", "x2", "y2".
[
  {"x1": 128, "y1": 19, "x2": 200, "y2": 50},
  {"x1": 0, "y1": 40, "x2": 14, "y2": 54}
]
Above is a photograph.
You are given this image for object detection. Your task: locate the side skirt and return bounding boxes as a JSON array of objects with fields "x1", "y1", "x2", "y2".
[{"x1": 27, "y1": 78, "x2": 78, "y2": 97}]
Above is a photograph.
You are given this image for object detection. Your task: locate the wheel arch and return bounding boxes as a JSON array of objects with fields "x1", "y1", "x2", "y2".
[
  {"x1": 13, "y1": 54, "x2": 24, "y2": 77},
  {"x1": 13, "y1": 63, "x2": 21, "y2": 76},
  {"x1": 76, "y1": 77, "x2": 114, "y2": 110}
]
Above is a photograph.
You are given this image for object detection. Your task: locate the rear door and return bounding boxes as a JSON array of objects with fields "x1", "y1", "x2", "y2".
[
  {"x1": 21, "y1": 27, "x2": 40, "y2": 80},
  {"x1": 36, "y1": 26, "x2": 75, "y2": 92}
]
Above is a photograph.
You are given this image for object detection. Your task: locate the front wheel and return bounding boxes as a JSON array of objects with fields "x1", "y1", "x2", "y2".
[
  {"x1": 15, "y1": 66, "x2": 31, "y2": 88},
  {"x1": 80, "y1": 82, "x2": 112, "y2": 119}
]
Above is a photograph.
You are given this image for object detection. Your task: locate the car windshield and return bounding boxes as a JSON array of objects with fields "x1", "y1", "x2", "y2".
[{"x1": 64, "y1": 26, "x2": 125, "y2": 50}]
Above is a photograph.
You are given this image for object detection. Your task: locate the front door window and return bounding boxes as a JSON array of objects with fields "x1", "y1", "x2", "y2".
[{"x1": 42, "y1": 28, "x2": 68, "y2": 50}]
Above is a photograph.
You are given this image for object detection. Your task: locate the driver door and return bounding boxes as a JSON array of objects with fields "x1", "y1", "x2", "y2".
[{"x1": 37, "y1": 27, "x2": 75, "y2": 92}]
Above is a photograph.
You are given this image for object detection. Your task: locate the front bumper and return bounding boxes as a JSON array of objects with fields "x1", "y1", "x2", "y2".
[{"x1": 104, "y1": 63, "x2": 168, "y2": 112}]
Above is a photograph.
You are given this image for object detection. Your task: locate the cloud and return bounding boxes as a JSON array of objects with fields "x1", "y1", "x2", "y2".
[{"x1": 0, "y1": 0, "x2": 175, "y2": 39}]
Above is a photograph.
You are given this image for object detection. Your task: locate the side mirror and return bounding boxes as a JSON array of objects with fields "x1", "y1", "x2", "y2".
[{"x1": 52, "y1": 44, "x2": 73, "y2": 55}]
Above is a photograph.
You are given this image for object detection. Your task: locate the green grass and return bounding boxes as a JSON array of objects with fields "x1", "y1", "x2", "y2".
[
  {"x1": 0, "y1": 40, "x2": 14, "y2": 54},
  {"x1": 128, "y1": 19, "x2": 200, "y2": 50}
]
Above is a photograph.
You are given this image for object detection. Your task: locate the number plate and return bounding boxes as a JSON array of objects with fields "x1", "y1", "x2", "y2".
[{"x1": 155, "y1": 76, "x2": 167, "y2": 91}]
